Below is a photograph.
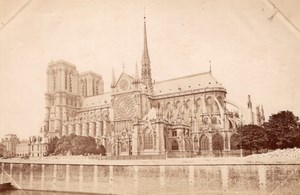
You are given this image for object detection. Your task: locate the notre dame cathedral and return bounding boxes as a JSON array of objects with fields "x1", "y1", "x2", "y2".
[{"x1": 41, "y1": 17, "x2": 265, "y2": 157}]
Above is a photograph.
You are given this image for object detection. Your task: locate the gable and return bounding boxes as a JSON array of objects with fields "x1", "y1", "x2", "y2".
[{"x1": 115, "y1": 72, "x2": 134, "y2": 92}]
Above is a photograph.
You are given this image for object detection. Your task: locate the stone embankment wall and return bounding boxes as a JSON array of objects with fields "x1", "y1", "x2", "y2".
[{"x1": 0, "y1": 161, "x2": 299, "y2": 194}]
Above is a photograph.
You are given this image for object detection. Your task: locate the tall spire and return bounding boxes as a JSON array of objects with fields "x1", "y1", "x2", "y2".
[
  {"x1": 261, "y1": 104, "x2": 265, "y2": 122},
  {"x1": 135, "y1": 61, "x2": 140, "y2": 81},
  {"x1": 142, "y1": 11, "x2": 150, "y2": 65},
  {"x1": 111, "y1": 67, "x2": 116, "y2": 88},
  {"x1": 247, "y1": 95, "x2": 252, "y2": 109},
  {"x1": 141, "y1": 9, "x2": 153, "y2": 92},
  {"x1": 247, "y1": 95, "x2": 254, "y2": 125}
]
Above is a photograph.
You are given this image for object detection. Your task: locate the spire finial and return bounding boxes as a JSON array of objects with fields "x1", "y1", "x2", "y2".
[
  {"x1": 209, "y1": 60, "x2": 212, "y2": 73},
  {"x1": 122, "y1": 63, "x2": 125, "y2": 72}
]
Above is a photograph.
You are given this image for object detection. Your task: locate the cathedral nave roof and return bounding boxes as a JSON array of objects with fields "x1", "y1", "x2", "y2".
[{"x1": 152, "y1": 72, "x2": 225, "y2": 96}]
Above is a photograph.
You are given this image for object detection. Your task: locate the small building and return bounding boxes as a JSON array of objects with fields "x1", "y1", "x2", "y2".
[
  {"x1": 29, "y1": 132, "x2": 49, "y2": 157},
  {"x1": 0, "y1": 143, "x2": 5, "y2": 157},
  {"x1": 16, "y1": 140, "x2": 30, "y2": 157},
  {"x1": 1, "y1": 134, "x2": 20, "y2": 157}
]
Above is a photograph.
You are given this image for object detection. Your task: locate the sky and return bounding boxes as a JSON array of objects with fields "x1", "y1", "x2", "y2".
[{"x1": 0, "y1": 0, "x2": 299, "y2": 139}]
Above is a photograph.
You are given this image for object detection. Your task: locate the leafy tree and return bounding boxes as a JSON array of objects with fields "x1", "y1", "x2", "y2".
[
  {"x1": 264, "y1": 111, "x2": 300, "y2": 149},
  {"x1": 236, "y1": 124, "x2": 268, "y2": 153},
  {"x1": 46, "y1": 136, "x2": 58, "y2": 155},
  {"x1": 212, "y1": 133, "x2": 224, "y2": 156},
  {"x1": 53, "y1": 134, "x2": 105, "y2": 155},
  {"x1": 212, "y1": 134, "x2": 224, "y2": 151},
  {"x1": 97, "y1": 145, "x2": 106, "y2": 156}
]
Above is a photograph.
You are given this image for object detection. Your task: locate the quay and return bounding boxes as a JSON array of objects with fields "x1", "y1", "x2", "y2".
[{"x1": 0, "y1": 157, "x2": 299, "y2": 194}]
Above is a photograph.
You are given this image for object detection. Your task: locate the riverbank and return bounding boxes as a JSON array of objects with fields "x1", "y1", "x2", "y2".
[
  {"x1": 1, "y1": 156, "x2": 299, "y2": 194},
  {"x1": 1, "y1": 155, "x2": 299, "y2": 166}
]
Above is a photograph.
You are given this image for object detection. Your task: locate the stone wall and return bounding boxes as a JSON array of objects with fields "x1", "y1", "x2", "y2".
[{"x1": 0, "y1": 162, "x2": 299, "y2": 194}]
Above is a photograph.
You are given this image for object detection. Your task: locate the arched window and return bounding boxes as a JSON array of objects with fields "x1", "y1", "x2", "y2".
[
  {"x1": 200, "y1": 135, "x2": 209, "y2": 151},
  {"x1": 225, "y1": 133, "x2": 229, "y2": 150},
  {"x1": 206, "y1": 97, "x2": 213, "y2": 113},
  {"x1": 84, "y1": 80, "x2": 87, "y2": 96},
  {"x1": 92, "y1": 79, "x2": 95, "y2": 95},
  {"x1": 171, "y1": 140, "x2": 179, "y2": 151},
  {"x1": 212, "y1": 133, "x2": 224, "y2": 151},
  {"x1": 53, "y1": 72, "x2": 56, "y2": 91},
  {"x1": 194, "y1": 136, "x2": 199, "y2": 151},
  {"x1": 172, "y1": 130, "x2": 177, "y2": 137},
  {"x1": 211, "y1": 117, "x2": 217, "y2": 124},
  {"x1": 230, "y1": 133, "x2": 239, "y2": 150},
  {"x1": 69, "y1": 73, "x2": 72, "y2": 92},
  {"x1": 121, "y1": 142, "x2": 127, "y2": 152},
  {"x1": 203, "y1": 117, "x2": 208, "y2": 125},
  {"x1": 81, "y1": 80, "x2": 85, "y2": 96},
  {"x1": 144, "y1": 132, "x2": 153, "y2": 149},
  {"x1": 65, "y1": 71, "x2": 68, "y2": 90},
  {"x1": 95, "y1": 81, "x2": 99, "y2": 95}
]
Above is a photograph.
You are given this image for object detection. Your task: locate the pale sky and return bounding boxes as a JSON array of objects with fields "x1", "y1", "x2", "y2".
[{"x1": 0, "y1": 0, "x2": 300, "y2": 139}]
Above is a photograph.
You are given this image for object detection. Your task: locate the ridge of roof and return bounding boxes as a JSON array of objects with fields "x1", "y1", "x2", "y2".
[
  {"x1": 154, "y1": 71, "x2": 212, "y2": 84},
  {"x1": 48, "y1": 59, "x2": 77, "y2": 67},
  {"x1": 80, "y1": 71, "x2": 102, "y2": 77}
]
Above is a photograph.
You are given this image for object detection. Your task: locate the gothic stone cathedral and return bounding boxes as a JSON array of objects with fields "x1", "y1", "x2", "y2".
[{"x1": 42, "y1": 17, "x2": 264, "y2": 157}]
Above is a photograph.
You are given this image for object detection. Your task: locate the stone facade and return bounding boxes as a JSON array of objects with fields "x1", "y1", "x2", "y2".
[
  {"x1": 41, "y1": 17, "x2": 264, "y2": 157},
  {"x1": 0, "y1": 144, "x2": 5, "y2": 157},
  {"x1": 29, "y1": 133, "x2": 49, "y2": 157},
  {"x1": 16, "y1": 140, "x2": 30, "y2": 157},
  {"x1": 1, "y1": 134, "x2": 19, "y2": 157}
]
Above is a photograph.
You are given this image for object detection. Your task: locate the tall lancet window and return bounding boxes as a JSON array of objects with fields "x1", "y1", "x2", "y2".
[
  {"x1": 69, "y1": 73, "x2": 72, "y2": 92},
  {"x1": 81, "y1": 80, "x2": 84, "y2": 97},
  {"x1": 65, "y1": 71, "x2": 68, "y2": 90},
  {"x1": 53, "y1": 72, "x2": 56, "y2": 91},
  {"x1": 84, "y1": 80, "x2": 87, "y2": 97},
  {"x1": 92, "y1": 79, "x2": 95, "y2": 95},
  {"x1": 95, "y1": 81, "x2": 99, "y2": 95}
]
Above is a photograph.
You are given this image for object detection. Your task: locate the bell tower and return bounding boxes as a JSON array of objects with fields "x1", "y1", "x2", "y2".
[{"x1": 44, "y1": 60, "x2": 80, "y2": 137}]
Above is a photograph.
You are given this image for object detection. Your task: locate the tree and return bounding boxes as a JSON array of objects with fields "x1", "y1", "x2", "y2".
[
  {"x1": 46, "y1": 136, "x2": 58, "y2": 156},
  {"x1": 97, "y1": 145, "x2": 106, "y2": 156},
  {"x1": 264, "y1": 111, "x2": 300, "y2": 149},
  {"x1": 236, "y1": 124, "x2": 268, "y2": 153},
  {"x1": 212, "y1": 133, "x2": 224, "y2": 150},
  {"x1": 54, "y1": 134, "x2": 103, "y2": 155}
]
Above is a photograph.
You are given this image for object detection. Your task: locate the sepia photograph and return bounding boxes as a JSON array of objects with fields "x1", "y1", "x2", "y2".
[{"x1": 0, "y1": 0, "x2": 300, "y2": 194}]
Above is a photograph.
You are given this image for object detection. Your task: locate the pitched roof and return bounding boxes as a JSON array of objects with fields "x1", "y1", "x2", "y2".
[
  {"x1": 82, "y1": 92, "x2": 111, "y2": 108},
  {"x1": 153, "y1": 72, "x2": 225, "y2": 96}
]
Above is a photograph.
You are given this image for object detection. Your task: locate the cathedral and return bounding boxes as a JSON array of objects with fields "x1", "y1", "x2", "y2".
[{"x1": 41, "y1": 17, "x2": 264, "y2": 157}]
